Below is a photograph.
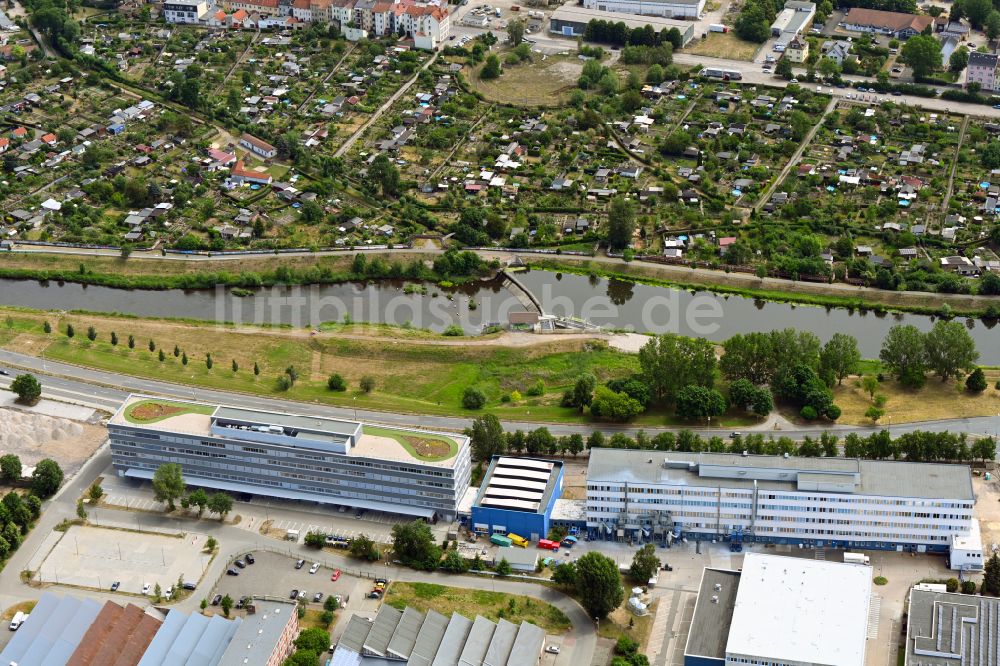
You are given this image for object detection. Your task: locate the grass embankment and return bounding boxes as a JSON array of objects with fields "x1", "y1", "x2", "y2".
[
  {"x1": 832, "y1": 372, "x2": 1000, "y2": 426},
  {"x1": 0, "y1": 252, "x2": 459, "y2": 290},
  {"x1": 526, "y1": 257, "x2": 1000, "y2": 319},
  {"x1": 361, "y1": 425, "x2": 458, "y2": 462},
  {"x1": 123, "y1": 399, "x2": 216, "y2": 424},
  {"x1": 384, "y1": 582, "x2": 571, "y2": 634}
]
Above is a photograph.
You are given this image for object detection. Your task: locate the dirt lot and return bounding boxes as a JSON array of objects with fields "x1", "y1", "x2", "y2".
[
  {"x1": 975, "y1": 476, "x2": 1000, "y2": 550},
  {"x1": 684, "y1": 32, "x2": 760, "y2": 61},
  {"x1": 0, "y1": 407, "x2": 106, "y2": 477},
  {"x1": 468, "y1": 54, "x2": 581, "y2": 106}
]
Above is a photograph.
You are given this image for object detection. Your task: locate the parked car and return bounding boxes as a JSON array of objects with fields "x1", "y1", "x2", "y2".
[
  {"x1": 164, "y1": 587, "x2": 173, "y2": 600},
  {"x1": 234, "y1": 559, "x2": 246, "y2": 568},
  {"x1": 313, "y1": 592, "x2": 324, "y2": 603},
  {"x1": 0, "y1": 369, "x2": 9, "y2": 376},
  {"x1": 297, "y1": 590, "x2": 308, "y2": 600},
  {"x1": 245, "y1": 553, "x2": 255, "y2": 564},
  {"x1": 331, "y1": 569, "x2": 341, "y2": 582},
  {"x1": 212, "y1": 594, "x2": 223, "y2": 605},
  {"x1": 546, "y1": 646, "x2": 561, "y2": 654},
  {"x1": 290, "y1": 589, "x2": 299, "y2": 600},
  {"x1": 309, "y1": 562, "x2": 320, "y2": 574},
  {"x1": 295, "y1": 559, "x2": 305, "y2": 569},
  {"x1": 142, "y1": 583, "x2": 151, "y2": 595},
  {"x1": 227, "y1": 568, "x2": 239, "y2": 576},
  {"x1": 182, "y1": 582, "x2": 196, "y2": 590},
  {"x1": 110, "y1": 581, "x2": 120, "y2": 592},
  {"x1": 367, "y1": 591, "x2": 381, "y2": 599}
]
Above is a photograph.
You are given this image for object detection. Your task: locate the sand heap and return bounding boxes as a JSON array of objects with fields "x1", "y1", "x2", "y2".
[{"x1": 0, "y1": 408, "x2": 84, "y2": 463}]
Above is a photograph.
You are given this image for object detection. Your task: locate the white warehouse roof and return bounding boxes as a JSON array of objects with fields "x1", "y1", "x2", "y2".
[{"x1": 726, "y1": 553, "x2": 871, "y2": 666}]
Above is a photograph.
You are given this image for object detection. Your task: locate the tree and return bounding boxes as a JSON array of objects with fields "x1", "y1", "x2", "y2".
[
  {"x1": 31, "y1": 459, "x2": 63, "y2": 498},
  {"x1": 66, "y1": 324, "x2": 75, "y2": 338},
  {"x1": 43, "y1": 321, "x2": 51, "y2": 334},
  {"x1": 360, "y1": 376, "x2": 376, "y2": 393},
  {"x1": 305, "y1": 531, "x2": 327, "y2": 548},
  {"x1": 728, "y1": 379, "x2": 772, "y2": 417},
  {"x1": 967, "y1": 368, "x2": 988, "y2": 392},
  {"x1": 900, "y1": 34, "x2": 942, "y2": 78},
  {"x1": 735, "y1": 1, "x2": 770, "y2": 42},
  {"x1": 674, "y1": 386, "x2": 727, "y2": 421},
  {"x1": 187, "y1": 488, "x2": 209, "y2": 517},
  {"x1": 575, "y1": 551, "x2": 624, "y2": 619},
  {"x1": 206, "y1": 354, "x2": 213, "y2": 370},
  {"x1": 775, "y1": 57, "x2": 794, "y2": 80},
  {"x1": 590, "y1": 387, "x2": 644, "y2": 422},
  {"x1": 285, "y1": 651, "x2": 320, "y2": 666},
  {"x1": 324, "y1": 595, "x2": 339, "y2": 612},
  {"x1": 607, "y1": 197, "x2": 636, "y2": 251},
  {"x1": 571, "y1": 373, "x2": 597, "y2": 410},
  {"x1": 327, "y1": 373, "x2": 347, "y2": 391},
  {"x1": 206, "y1": 536, "x2": 217, "y2": 552},
  {"x1": 525, "y1": 427, "x2": 556, "y2": 455},
  {"x1": 629, "y1": 544, "x2": 660, "y2": 583},
  {"x1": 965, "y1": 0, "x2": 993, "y2": 27},
  {"x1": 88, "y1": 482, "x2": 103, "y2": 501},
  {"x1": 231, "y1": 359, "x2": 239, "y2": 373},
  {"x1": 468, "y1": 414, "x2": 506, "y2": 461},
  {"x1": 820, "y1": 334, "x2": 861, "y2": 385},
  {"x1": 148, "y1": 340, "x2": 156, "y2": 353},
  {"x1": 984, "y1": 554, "x2": 1000, "y2": 595},
  {"x1": 950, "y1": 45, "x2": 970, "y2": 71},
  {"x1": 220, "y1": 594, "x2": 233, "y2": 617},
  {"x1": 86, "y1": 326, "x2": 97, "y2": 341},
  {"x1": 392, "y1": 520, "x2": 441, "y2": 570},
  {"x1": 182, "y1": 351, "x2": 189, "y2": 366},
  {"x1": 442, "y1": 549, "x2": 468, "y2": 572},
  {"x1": 128, "y1": 334, "x2": 135, "y2": 349},
  {"x1": 152, "y1": 463, "x2": 185, "y2": 511},
  {"x1": 495, "y1": 558, "x2": 513, "y2": 576},
  {"x1": 10, "y1": 374, "x2": 41, "y2": 404},
  {"x1": 0, "y1": 454, "x2": 21, "y2": 483},
  {"x1": 207, "y1": 492, "x2": 233, "y2": 519},
  {"x1": 987, "y1": 11, "x2": 1000, "y2": 40},
  {"x1": 861, "y1": 375, "x2": 880, "y2": 401},
  {"x1": 552, "y1": 562, "x2": 577, "y2": 588},
  {"x1": 865, "y1": 406, "x2": 884, "y2": 424},
  {"x1": 507, "y1": 18, "x2": 525, "y2": 46},
  {"x1": 77, "y1": 499, "x2": 88, "y2": 520},
  {"x1": 880, "y1": 325, "x2": 927, "y2": 388},
  {"x1": 924, "y1": 320, "x2": 979, "y2": 382},
  {"x1": 368, "y1": 154, "x2": 401, "y2": 198},
  {"x1": 638, "y1": 334, "x2": 717, "y2": 402},
  {"x1": 462, "y1": 387, "x2": 487, "y2": 410},
  {"x1": 349, "y1": 534, "x2": 381, "y2": 561},
  {"x1": 481, "y1": 54, "x2": 502, "y2": 79}
]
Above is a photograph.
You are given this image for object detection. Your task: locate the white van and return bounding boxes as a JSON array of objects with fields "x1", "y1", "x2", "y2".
[{"x1": 9, "y1": 611, "x2": 24, "y2": 631}]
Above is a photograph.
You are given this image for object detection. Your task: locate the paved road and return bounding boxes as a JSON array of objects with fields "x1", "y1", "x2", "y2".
[{"x1": 2, "y1": 348, "x2": 999, "y2": 440}]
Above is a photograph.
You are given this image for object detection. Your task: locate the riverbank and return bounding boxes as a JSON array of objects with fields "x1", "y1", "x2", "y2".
[
  {"x1": 511, "y1": 256, "x2": 1000, "y2": 319},
  {"x1": 1, "y1": 306, "x2": 998, "y2": 427}
]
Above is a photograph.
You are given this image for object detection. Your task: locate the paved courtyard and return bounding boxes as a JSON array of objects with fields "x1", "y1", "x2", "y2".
[{"x1": 35, "y1": 525, "x2": 211, "y2": 595}]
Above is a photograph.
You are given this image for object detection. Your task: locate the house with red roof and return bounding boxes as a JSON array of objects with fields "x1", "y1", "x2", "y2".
[
  {"x1": 10, "y1": 127, "x2": 27, "y2": 140},
  {"x1": 0, "y1": 138, "x2": 9, "y2": 153},
  {"x1": 40, "y1": 133, "x2": 57, "y2": 146},
  {"x1": 208, "y1": 148, "x2": 237, "y2": 167},
  {"x1": 229, "y1": 160, "x2": 274, "y2": 186}
]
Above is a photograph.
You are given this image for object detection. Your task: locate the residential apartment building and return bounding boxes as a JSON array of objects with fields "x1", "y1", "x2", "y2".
[
  {"x1": 239, "y1": 132, "x2": 278, "y2": 159},
  {"x1": 164, "y1": 0, "x2": 209, "y2": 23},
  {"x1": 226, "y1": 0, "x2": 282, "y2": 16},
  {"x1": 967, "y1": 51, "x2": 1000, "y2": 92},
  {"x1": 785, "y1": 36, "x2": 808, "y2": 63},
  {"x1": 586, "y1": 450, "x2": 975, "y2": 553},
  {"x1": 580, "y1": 0, "x2": 704, "y2": 19},
  {"x1": 108, "y1": 395, "x2": 472, "y2": 521}
]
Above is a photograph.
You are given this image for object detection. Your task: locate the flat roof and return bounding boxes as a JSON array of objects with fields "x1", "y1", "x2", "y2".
[
  {"x1": 726, "y1": 553, "x2": 870, "y2": 665},
  {"x1": 684, "y1": 569, "x2": 740, "y2": 660},
  {"x1": 338, "y1": 615, "x2": 374, "y2": 653},
  {"x1": 550, "y1": 5, "x2": 694, "y2": 31},
  {"x1": 587, "y1": 449, "x2": 974, "y2": 501},
  {"x1": 218, "y1": 601, "x2": 297, "y2": 666},
  {"x1": 906, "y1": 589, "x2": 993, "y2": 666},
  {"x1": 111, "y1": 394, "x2": 466, "y2": 469},
  {"x1": 474, "y1": 457, "x2": 561, "y2": 514},
  {"x1": 506, "y1": 622, "x2": 545, "y2": 666}
]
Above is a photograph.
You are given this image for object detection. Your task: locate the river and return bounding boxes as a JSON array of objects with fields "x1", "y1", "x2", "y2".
[{"x1": 1, "y1": 271, "x2": 997, "y2": 362}]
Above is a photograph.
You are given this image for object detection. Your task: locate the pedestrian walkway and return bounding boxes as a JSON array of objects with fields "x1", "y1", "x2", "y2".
[
  {"x1": 867, "y1": 594, "x2": 882, "y2": 639},
  {"x1": 814, "y1": 548, "x2": 826, "y2": 561}
]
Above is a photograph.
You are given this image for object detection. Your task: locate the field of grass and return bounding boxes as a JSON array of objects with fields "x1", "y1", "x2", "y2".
[
  {"x1": 383, "y1": 582, "x2": 571, "y2": 634},
  {"x1": 684, "y1": 32, "x2": 760, "y2": 61},
  {"x1": 468, "y1": 55, "x2": 582, "y2": 107}
]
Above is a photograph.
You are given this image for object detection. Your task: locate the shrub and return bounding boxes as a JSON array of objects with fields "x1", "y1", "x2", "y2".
[
  {"x1": 360, "y1": 376, "x2": 376, "y2": 393},
  {"x1": 962, "y1": 580, "x2": 977, "y2": 594},
  {"x1": 442, "y1": 324, "x2": 464, "y2": 336},
  {"x1": 526, "y1": 379, "x2": 545, "y2": 397},
  {"x1": 327, "y1": 373, "x2": 347, "y2": 391},
  {"x1": 966, "y1": 368, "x2": 988, "y2": 392},
  {"x1": 800, "y1": 405, "x2": 818, "y2": 420},
  {"x1": 825, "y1": 404, "x2": 841, "y2": 420},
  {"x1": 462, "y1": 387, "x2": 487, "y2": 410},
  {"x1": 873, "y1": 576, "x2": 888, "y2": 585},
  {"x1": 946, "y1": 578, "x2": 959, "y2": 592}
]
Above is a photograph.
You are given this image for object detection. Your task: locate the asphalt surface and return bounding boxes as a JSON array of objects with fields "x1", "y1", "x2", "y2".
[{"x1": 1, "y1": 348, "x2": 999, "y2": 440}]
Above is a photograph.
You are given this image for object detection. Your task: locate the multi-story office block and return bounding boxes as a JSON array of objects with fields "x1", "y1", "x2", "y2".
[
  {"x1": 587, "y1": 449, "x2": 975, "y2": 552},
  {"x1": 109, "y1": 395, "x2": 472, "y2": 521}
]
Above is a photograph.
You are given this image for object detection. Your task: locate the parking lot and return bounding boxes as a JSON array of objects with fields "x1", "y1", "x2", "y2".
[
  {"x1": 209, "y1": 550, "x2": 382, "y2": 617},
  {"x1": 35, "y1": 525, "x2": 211, "y2": 595}
]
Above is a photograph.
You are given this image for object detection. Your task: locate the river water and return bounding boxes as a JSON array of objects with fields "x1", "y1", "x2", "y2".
[{"x1": 1, "y1": 270, "x2": 997, "y2": 362}]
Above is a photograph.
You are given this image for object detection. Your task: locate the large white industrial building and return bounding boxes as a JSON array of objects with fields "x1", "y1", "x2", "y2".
[
  {"x1": 684, "y1": 553, "x2": 872, "y2": 666},
  {"x1": 580, "y1": 0, "x2": 705, "y2": 19},
  {"x1": 586, "y1": 450, "x2": 976, "y2": 555}
]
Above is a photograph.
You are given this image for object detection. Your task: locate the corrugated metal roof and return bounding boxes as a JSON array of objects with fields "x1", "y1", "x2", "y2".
[
  {"x1": 365, "y1": 605, "x2": 403, "y2": 655},
  {"x1": 138, "y1": 609, "x2": 189, "y2": 666},
  {"x1": 407, "y1": 609, "x2": 449, "y2": 666},
  {"x1": 387, "y1": 607, "x2": 425, "y2": 659},
  {"x1": 219, "y1": 601, "x2": 296, "y2": 666},
  {"x1": 339, "y1": 615, "x2": 374, "y2": 653},
  {"x1": 162, "y1": 612, "x2": 211, "y2": 664},
  {"x1": 482, "y1": 619, "x2": 517, "y2": 666},
  {"x1": 14, "y1": 594, "x2": 103, "y2": 666},
  {"x1": 431, "y1": 613, "x2": 473, "y2": 666},
  {"x1": 505, "y1": 621, "x2": 544, "y2": 666},
  {"x1": 458, "y1": 616, "x2": 496, "y2": 666}
]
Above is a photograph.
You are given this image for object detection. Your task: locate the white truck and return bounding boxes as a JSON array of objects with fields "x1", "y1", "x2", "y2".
[
  {"x1": 709, "y1": 23, "x2": 728, "y2": 33},
  {"x1": 9, "y1": 611, "x2": 24, "y2": 631},
  {"x1": 843, "y1": 552, "x2": 870, "y2": 565}
]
